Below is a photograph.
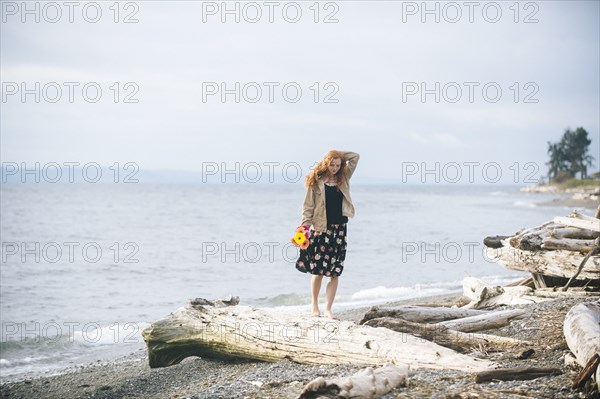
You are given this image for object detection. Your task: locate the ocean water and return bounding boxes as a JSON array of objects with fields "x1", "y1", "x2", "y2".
[{"x1": 0, "y1": 183, "x2": 578, "y2": 381}]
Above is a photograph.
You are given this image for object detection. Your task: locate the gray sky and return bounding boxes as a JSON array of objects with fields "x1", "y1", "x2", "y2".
[{"x1": 2, "y1": 0, "x2": 599, "y2": 184}]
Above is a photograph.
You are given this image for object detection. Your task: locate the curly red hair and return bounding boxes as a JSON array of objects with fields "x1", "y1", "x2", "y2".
[{"x1": 304, "y1": 150, "x2": 349, "y2": 192}]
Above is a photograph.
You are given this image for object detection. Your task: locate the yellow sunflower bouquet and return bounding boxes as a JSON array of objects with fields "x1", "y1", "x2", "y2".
[{"x1": 291, "y1": 225, "x2": 312, "y2": 250}]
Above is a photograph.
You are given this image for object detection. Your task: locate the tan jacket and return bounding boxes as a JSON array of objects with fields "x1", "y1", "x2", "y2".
[{"x1": 301, "y1": 151, "x2": 360, "y2": 233}]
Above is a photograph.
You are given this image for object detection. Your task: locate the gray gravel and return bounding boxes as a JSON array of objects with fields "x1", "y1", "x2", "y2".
[{"x1": 2, "y1": 295, "x2": 599, "y2": 399}]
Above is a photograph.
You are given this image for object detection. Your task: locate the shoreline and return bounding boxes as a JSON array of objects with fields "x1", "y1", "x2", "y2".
[
  {"x1": 0, "y1": 292, "x2": 466, "y2": 384},
  {"x1": 521, "y1": 183, "x2": 599, "y2": 210},
  {"x1": 2, "y1": 292, "x2": 596, "y2": 399},
  {"x1": 0, "y1": 280, "x2": 522, "y2": 387},
  {"x1": 535, "y1": 196, "x2": 599, "y2": 210}
]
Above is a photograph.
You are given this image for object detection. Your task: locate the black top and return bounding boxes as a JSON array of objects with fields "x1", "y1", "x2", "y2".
[{"x1": 325, "y1": 184, "x2": 348, "y2": 225}]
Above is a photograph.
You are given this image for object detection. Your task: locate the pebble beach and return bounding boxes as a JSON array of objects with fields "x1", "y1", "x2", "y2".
[{"x1": 2, "y1": 293, "x2": 598, "y2": 399}]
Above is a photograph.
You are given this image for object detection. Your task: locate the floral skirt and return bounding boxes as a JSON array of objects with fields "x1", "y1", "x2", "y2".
[{"x1": 295, "y1": 223, "x2": 347, "y2": 277}]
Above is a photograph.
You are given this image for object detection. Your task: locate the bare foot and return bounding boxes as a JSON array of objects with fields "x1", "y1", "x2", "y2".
[
  {"x1": 324, "y1": 310, "x2": 337, "y2": 319},
  {"x1": 311, "y1": 305, "x2": 321, "y2": 317}
]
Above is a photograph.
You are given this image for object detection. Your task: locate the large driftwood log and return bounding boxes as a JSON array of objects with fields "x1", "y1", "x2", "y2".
[
  {"x1": 475, "y1": 367, "x2": 562, "y2": 383},
  {"x1": 363, "y1": 317, "x2": 530, "y2": 352},
  {"x1": 296, "y1": 364, "x2": 408, "y2": 399},
  {"x1": 492, "y1": 210, "x2": 600, "y2": 282},
  {"x1": 359, "y1": 306, "x2": 488, "y2": 325},
  {"x1": 490, "y1": 239, "x2": 600, "y2": 280},
  {"x1": 142, "y1": 299, "x2": 494, "y2": 372},
  {"x1": 563, "y1": 302, "x2": 600, "y2": 390},
  {"x1": 438, "y1": 309, "x2": 527, "y2": 333}
]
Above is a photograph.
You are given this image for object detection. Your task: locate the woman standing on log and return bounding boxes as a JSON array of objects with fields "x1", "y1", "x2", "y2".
[{"x1": 296, "y1": 150, "x2": 360, "y2": 318}]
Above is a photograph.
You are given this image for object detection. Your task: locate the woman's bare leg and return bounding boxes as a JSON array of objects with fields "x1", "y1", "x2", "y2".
[
  {"x1": 311, "y1": 275, "x2": 324, "y2": 316},
  {"x1": 324, "y1": 276, "x2": 339, "y2": 318}
]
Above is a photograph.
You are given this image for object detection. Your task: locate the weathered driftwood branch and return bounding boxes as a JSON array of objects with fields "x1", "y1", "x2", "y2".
[
  {"x1": 296, "y1": 364, "x2": 408, "y2": 399},
  {"x1": 534, "y1": 287, "x2": 600, "y2": 299},
  {"x1": 475, "y1": 367, "x2": 562, "y2": 383},
  {"x1": 573, "y1": 353, "x2": 600, "y2": 389},
  {"x1": 359, "y1": 306, "x2": 487, "y2": 325},
  {"x1": 563, "y1": 238, "x2": 600, "y2": 291},
  {"x1": 531, "y1": 272, "x2": 548, "y2": 289},
  {"x1": 550, "y1": 227, "x2": 599, "y2": 240},
  {"x1": 438, "y1": 308, "x2": 527, "y2": 333},
  {"x1": 190, "y1": 295, "x2": 240, "y2": 307},
  {"x1": 142, "y1": 298, "x2": 494, "y2": 372},
  {"x1": 506, "y1": 211, "x2": 599, "y2": 251},
  {"x1": 561, "y1": 208, "x2": 600, "y2": 292},
  {"x1": 509, "y1": 222, "x2": 557, "y2": 250},
  {"x1": 554, "y1": 214, "x2": 600, "y2": 232},
  {"x1": 554, "y1": 213, "x2": 600, "y2": 233},
  {"x1": 461, "y1": 277, "x2": 551, "y2": 309},
  {"x1": 483, "y1": 235, "x2": 510, "y2": 248},
  {"x1": 505, "y1": 277, "x2": 534, "y2": 288},
  {"x1": 363, "y1": 317, "x2": 530, "y2": 352},
  {"x1": 541, "y1": 237, "x2": 597, "y2": 252},
  {"x1": 563, "y1": 302, "x2": 600, "y2": 390}
]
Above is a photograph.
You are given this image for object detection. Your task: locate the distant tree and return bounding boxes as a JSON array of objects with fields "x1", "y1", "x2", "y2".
[
  {"x1": 546, "y1": 141, "x2": 566, "y2": 181},
  {"x1": 546, "y1": 127, "x2": 595, "y2": 181},
  {"x1": 565, "y1": 127, "x2": 594, "y2": 178}
]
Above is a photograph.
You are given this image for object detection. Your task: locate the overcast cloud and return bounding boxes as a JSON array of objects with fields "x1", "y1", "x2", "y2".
[{"x1": 1, "y1": 1, "x2": 599, "y2": 184}]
